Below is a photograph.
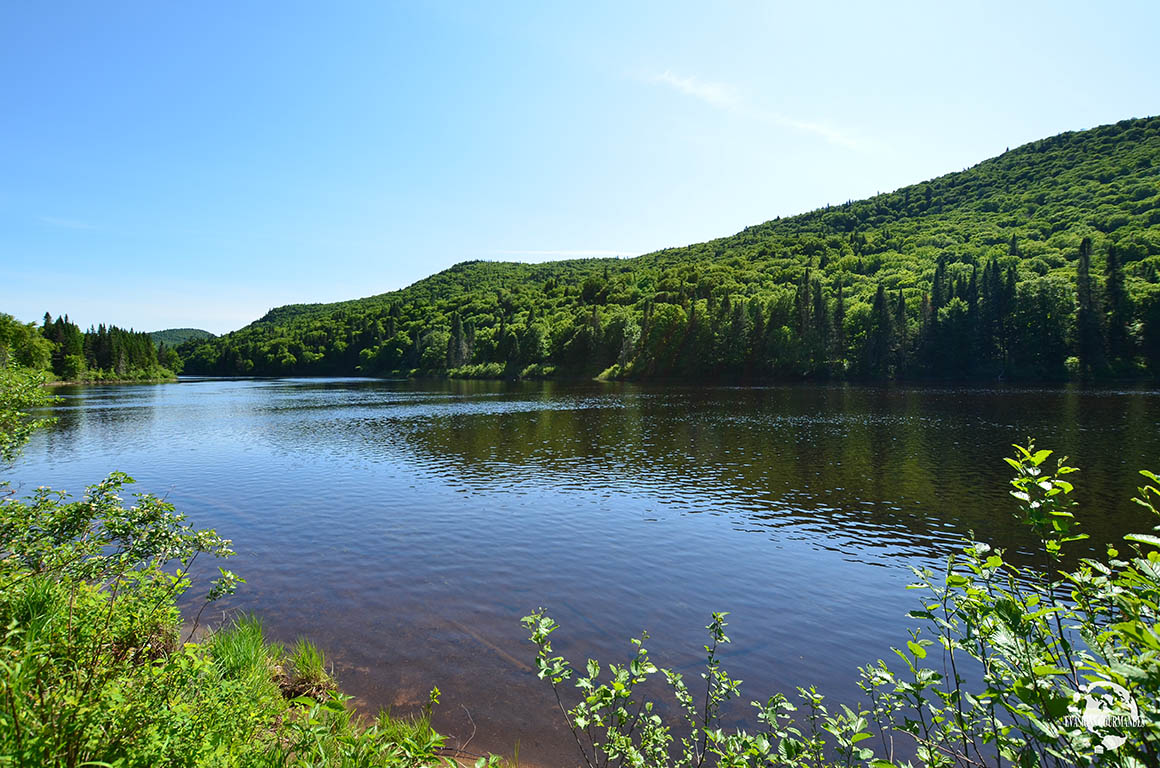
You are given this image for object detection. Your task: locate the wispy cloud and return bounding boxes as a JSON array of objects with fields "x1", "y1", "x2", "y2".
[
  {"x1": 40, "y1": 216, "x2": 95, "y2": 230},
  {"x1": 489, "y1": 249, "x2": 639, "y2": 259},
  {"x1": 651, "y1": 70, "x2": 740, "y2": 109},
  {"x1": 646, "y1": 69, "x2": 864, "y2": 150},
  {"x1": 768, "y1": 116, "x2": 863, "y2": 151}
]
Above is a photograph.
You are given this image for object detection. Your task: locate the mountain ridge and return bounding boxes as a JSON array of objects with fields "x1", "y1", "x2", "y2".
[
  {"x1": 249, "y1": 116, "x2": 1159, "y2": 324},
  {"x1": 181, "y1": 116, "x2": 1160, "y2": 381}
]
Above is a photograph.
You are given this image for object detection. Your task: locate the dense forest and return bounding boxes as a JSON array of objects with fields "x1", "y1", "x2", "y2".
[
  {"x1": 170, "y1": 116, "x2": 1158, "y2": 381},
  {"x1": 149, "y1": 327, "x2": 215, "y2": 349},
  {"x1": 0, "y1": 312, "x2": 177, "y2": 381}
]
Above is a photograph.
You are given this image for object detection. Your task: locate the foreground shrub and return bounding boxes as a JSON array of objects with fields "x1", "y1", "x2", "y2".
[
  {"x1": 0, "y1": 474, "x2": 466, "y2": 767},
  {"x1": 0, "y1": 365, "x2": 54, "y2": 466},
  {"x1": 527, "y1": 443, "x2": 1160, "y2": 767},
  {"x1": 0, "y1": 472, "x2": 248, "y2": 767},
  {"x1": 0, "y1": 367, "x2": 467, "y2": 767}
]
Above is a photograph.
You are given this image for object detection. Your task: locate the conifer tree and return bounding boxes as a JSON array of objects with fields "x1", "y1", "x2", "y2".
[
  {"x1": 932, "y1": 255, "x2": 947, "y2": 311},
  {"x1": 832, "y1": 279, "x2": 846, "y2": 364},
  {"x1": 895, "y1": 288, "x2": 907, "y2": 374},
  {"x1": 1104, "y1": 244, "x2": 1132, "y2": 367},
  {"x1": 812, "y1": 280, "x2": 828, "y2": 358},
  {"x1": 794, "y1": 269, "x2": 811, "y2": 338},
  {"x1": 865, "y1": 283, "x2": 894, "y2": 378},
  {"x1": 1075, "y1": 237, "x2": 1106, "y2": 376},
  {"x1": 446, "y1": 313, "x2": 467, "y2": 369}
]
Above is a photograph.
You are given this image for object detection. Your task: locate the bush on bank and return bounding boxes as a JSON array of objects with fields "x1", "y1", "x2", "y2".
[
  {"x1": 0, "y1": 366, "x2": 462, "y2": 768},
  {"x1": 525, "y1": 444, "x2": 1160, "y2": 767}
]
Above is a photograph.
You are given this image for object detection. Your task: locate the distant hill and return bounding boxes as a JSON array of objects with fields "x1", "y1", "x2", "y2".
[
  {"x1": 181, "y1": 116, "x2": 1160, "y2": 382},
  {"x1": 150, "y1": 328, "x2": 215, "y2": 348}
]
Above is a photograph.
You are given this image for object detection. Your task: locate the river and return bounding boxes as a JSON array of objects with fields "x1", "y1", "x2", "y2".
[{"x1": 8, "y1": 378, "x2": 1159, "y2": 765}]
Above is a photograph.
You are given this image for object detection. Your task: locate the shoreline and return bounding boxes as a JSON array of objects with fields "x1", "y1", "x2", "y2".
[
  {"x1": 178, "y1": 616, "x2": 521, "y2": 767},
  {"x1": 44, "y1": 376, "x2": 178, "y2": 386}
]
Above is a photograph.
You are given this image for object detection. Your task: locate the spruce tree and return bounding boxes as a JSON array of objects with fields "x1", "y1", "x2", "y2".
[
  {"x1": 1104, "y1": 244, "x2": 1132, "y2": 367},
  {"x1": 812, "y1": 280, "x2": 828, "y2": 361},
  {"x1": 1001, "y1": 266, "x2": 1017, "y2": 376},
  {"x1": 1075, "y1": 237, "x2": 1106, "y2": 376},
  {"x1": 918, "y1": 292, "x2": 934, "y2": 374},
  {"x1": 895, "y1": 288, "x2": 908, "y2": 374},
  {"x1": 446, "y1": 313, "x2": 466, "y2": 369},
  {"x1": 932, "y1": 255, "x2": 947, "y2": 311},
  {"x1": 832, "y1": 279, "x2": 846, "y2": 364},
  {"x1": 794, "y1": 269, "x2": 811, "y2": 338},
  {"x1": 865, "y1": 283, "x2": 894, "y2": 378}
]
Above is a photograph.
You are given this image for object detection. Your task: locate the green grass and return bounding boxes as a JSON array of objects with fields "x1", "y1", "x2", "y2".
[
  {"x1": 0, "y1": 575, "x2": 466, "y2": 767},
  {"x1": 288, "y1": 637, "x2": 331, "y2": 691},
  {"x1": 210, "y1": 615, "x2": 271, "y2": 678},
  {"x1": 0, "y1": 365, "x2": 498, "y2": 768},
  {"x1": 0, "y1": 495, "x2": 472, "y2": 768},
  {"x1": 374, "y1": 707, "x2": 433, "y2": 747}
]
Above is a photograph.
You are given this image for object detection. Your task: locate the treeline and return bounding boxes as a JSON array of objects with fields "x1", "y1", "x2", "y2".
[
  {"x1": 0, "y1": 312, "x2": 177, "y2": 381},
  {"x1": 180, "y1": 116, "x2": 1160, "y2": 382}
]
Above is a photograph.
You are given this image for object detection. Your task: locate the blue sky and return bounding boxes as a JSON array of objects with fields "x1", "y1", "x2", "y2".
[{"x1": 2, "y1": 1, "x2": 1157, "y2": 334}]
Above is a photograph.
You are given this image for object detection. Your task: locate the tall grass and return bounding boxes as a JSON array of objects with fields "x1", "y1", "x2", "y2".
[
  {"x1": 289, "y1": 637, "x2": 330, "y2": 689},
  {"x1": 0, "y1": 364, "x2": 491, "y2": 766},
  {"x1": 210, "y1": 614, "x2": 272, "y2": 679}
]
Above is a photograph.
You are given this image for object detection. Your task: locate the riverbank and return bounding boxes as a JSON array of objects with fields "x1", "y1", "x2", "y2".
[
  {"x1": 11, "y1": 372, "x2": 1160, "y2": 765},
  {"x1": 1, "y1": 365, "x2": 499, "y2": 766},
  {"x1": 0, "y1": 473, "x2": 503, "y2": 767},
  {"x1": 45, "y1": 375, "x2": 177, "y2": 386}
]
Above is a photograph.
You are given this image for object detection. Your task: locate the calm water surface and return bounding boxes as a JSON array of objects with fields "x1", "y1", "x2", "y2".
[{"x1": 10, "y1": 378, "x2": 1160, "y2": 765}]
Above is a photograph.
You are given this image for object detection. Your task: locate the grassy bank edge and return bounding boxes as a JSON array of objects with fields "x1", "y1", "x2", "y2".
[{"x1": 2, "y1": 365, "x2": 506, "y2": 767}]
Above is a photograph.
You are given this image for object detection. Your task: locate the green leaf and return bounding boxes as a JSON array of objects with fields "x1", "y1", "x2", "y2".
[
  {"x1": 587, "y1": 659, "x2": 600, "y2": 679},
  {"x1": 906, "y1": 641, "x2": 927, "y2": 659},
  {"x1": 1031, "y1": 665, "x2": 1068, "y2": 677},
  {"x1": 1125, "y1": 533, "x2": 1160, "y2": 548}
]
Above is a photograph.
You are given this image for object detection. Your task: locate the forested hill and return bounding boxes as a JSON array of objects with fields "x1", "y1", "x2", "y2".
[
  {"x1": 181, "y1": 116, "x2": 1160, "y2": 382},
  {"x1": 149, "y1": 328, "x2": 214, "y2": 348}
]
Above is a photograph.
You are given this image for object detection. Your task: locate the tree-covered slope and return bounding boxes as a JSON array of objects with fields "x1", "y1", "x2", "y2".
[
  {"x1": 0, "y1": 312, "x2": 178, "y2": 381},
  {"x1": 181, "y1": 116, "x2": 1160, "y2": 381},
  {"x1": 149, "y1": 328, "x2": 214, "y2": 348}
]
